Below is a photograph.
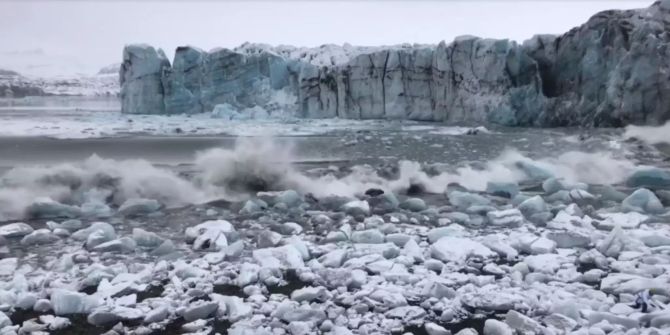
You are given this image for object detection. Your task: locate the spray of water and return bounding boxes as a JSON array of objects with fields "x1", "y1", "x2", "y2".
[
  {"x1": 624, "y1": 121, "x2": 670, "y2": 145},
  {"x1": 0, "y1": 137, "x2": 639, "y2": 221}
]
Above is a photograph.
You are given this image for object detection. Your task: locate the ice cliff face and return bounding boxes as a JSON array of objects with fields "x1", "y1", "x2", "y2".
[{"x1": 120, "y1": 1, "x2": 670, "y2": 126}]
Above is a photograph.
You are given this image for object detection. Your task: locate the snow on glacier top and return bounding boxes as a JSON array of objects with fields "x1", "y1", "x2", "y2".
[{"x1": 233, "y1": 42, "x2": 435, "y2": 66}]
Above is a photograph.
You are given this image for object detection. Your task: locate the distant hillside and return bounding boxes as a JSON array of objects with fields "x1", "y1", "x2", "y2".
[{"x1": 0, "y1": 65, "x2": 120, "y2": 98}]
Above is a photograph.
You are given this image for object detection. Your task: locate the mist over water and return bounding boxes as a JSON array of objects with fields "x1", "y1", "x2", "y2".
[{"x1": 0, "y1": 136, "x2": 642, "y2": 221}]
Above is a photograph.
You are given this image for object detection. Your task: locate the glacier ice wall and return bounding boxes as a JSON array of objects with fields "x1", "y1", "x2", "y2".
[{"x1": 120, "y1": 1, "x2": 670, "y2": 126}]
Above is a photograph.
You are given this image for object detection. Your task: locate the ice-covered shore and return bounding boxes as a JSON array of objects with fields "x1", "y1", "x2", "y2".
[
  {"x1": 121, "y1": 1, "x2": 670, "y2": 127},
  {"x1": 0, "y1": 136, "x2": 669, "y2": 334}
]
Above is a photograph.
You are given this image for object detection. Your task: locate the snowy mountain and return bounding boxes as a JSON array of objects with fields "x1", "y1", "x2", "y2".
[
  {"x1": 0, "y1": 49, "x2": 120, "y2": 97},
  {"x1": 0, "y1": 66, "x2": 120, "y2": 98}
]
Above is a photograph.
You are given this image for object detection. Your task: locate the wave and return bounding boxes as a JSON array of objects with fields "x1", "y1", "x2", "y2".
[
  {"x1": 0, "y1": 137, "x2": 639, "y2": 221},
  {"x1": 624, "y1": 121, "x2": 670, "y2": 145}
]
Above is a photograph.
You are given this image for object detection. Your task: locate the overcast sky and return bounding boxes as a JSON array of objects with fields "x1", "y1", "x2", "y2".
[{"x1": 0, "y1": 0, "x2": 652, "y2": 77}]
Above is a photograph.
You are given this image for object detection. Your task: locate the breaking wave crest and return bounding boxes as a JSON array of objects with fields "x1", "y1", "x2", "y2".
[
  {"x1": 624, "y1": 121, "x2": 670, "y2": 145},
  {"x1": 0, "y1": 137, "x2": 638, "y2": 220}
]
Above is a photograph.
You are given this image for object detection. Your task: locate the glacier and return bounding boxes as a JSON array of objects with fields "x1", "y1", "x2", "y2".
[{"x1": 120, "y1": 1, "x2": 670, "y2": 127}]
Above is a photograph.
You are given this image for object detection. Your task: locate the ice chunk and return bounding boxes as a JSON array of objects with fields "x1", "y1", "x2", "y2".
[
  {"x1": 211, "y1": 103, "x2": 238, "y2": 119},
  {"x1": 630, "y1": 230, "x2": 670, "y2": 247},
  {"x1": 347, "y1": 269, "x2": 367, "y2": 289},
  {"x1": 543, "y1": 313, "x2": 577, "y2": 332},
  {"x1": 569, "y1": 189, "x2": 596, "y2": 204},
  {"x1": 257, "y1": 190, "x2": 302, "y2": 207},
  {"x1": 236, "y1": 263, "x2": 260, "y2": 287},
  {"x1": 182, "y1": 301, "x2": 218, "y2": 321},
  {"x1": 448, "y1": 191, "x2": 491, "y2": 210},
  {"x1": 599, "y1": 185, "x2": 628, "y2": 202},
  {"x1": 515, "y1": 160, "x2": 553, "y2": 181},
  {"x1": 517, "y1": 196, "x2": 548, "y2": 216},
  {"x1": 33, "y1": 299, "x2": 52, "y2": 313},
  {"x1": 144, "y1": 306, "x2": 169, "y2": 324},
  {"x1": 291, "y1": 286, "x2": 328, "y2": 302},
  {"x1": 58, "y1": 219, "x2": 83, "y2": 231},
  {"x1": 193, "y1": 227, "x2": 228, "y2": 251},
  {"x1": 399, "y1": 198, "x2": 427, "y2": 212},
  {"x1": 20, "y1": 228, "x2": 59, "y2": 246},
  {"x1": 425, "y1": 322, "x2": 449, "y2": 335},
  {"x1": 587, "y1": 312, "x2": 637, "y2": 329},
  {"x1": 542, "y1": 178, "x2": 566, "y2": 194},
  {"x1": 132, "y1": 228, "x2": 164, "y2": 248},
  {"x1": 529, "y1": 237, "x2": 556, "y2": 254},
  {"x1": 483, "y1": 319, "x2": 514, "y2": 335},
  {"x1": 92, "y1": 237, "x2": 137, "y2": 253},
  {"x1": 351, "y1": 229, "x2": 384, "y2": 244},
  {"x1": 427, "y1": 225, "x2": 467, "y2": 243},
  {"x1": 486, "y1": 182, "x2": 519, "y2": 198},
  {"x1": 239, "y1": 199, "x2": 266, "y2": 214},
  {"x1": 341, "y1": 200, "x2": 370, "y2": 216},
  {"x1": 282, "y1": 222, "x2": 303, "y2": 235},
  {"x1": 430, "y1": 236, "x2": 496, "y2": 264},
  {"x1": 27, "y1": 197, "x2": 81, "y2": 218},
  {"x1": 621, "y1": 188, "x2": 665, "y2": 214},
  {"x1": 481, "y1": 235, "x2": 518, "y2": 260},
  {"x1": 39, "y1": 315, "x2": 70, "y2": 330},
  {"x1": 505, "y1": 310, "x2": 542, "y2": 333},
  {"x1": 216, "y1": 295, "x2": 252, "y2": 322},
  {"x1": 253, "y1": 245, "x2": 304, "y2": 269},
  {"x1": 118, "y1": 198, "x2": 161, "y2": 216},
  {"x1": 546, "y1": 230, "x2": 591, "y2": 248},
  {"x1": 386, "y1": 233, "x2": 412, "y2": 247},
  {"x1": 72, "y1": 222, "x2": 116, "y2": 241},
  {"x1": 151, "y1": 239, "x2": 177, "y2": 256},
  {"x1": 256, "y1": 230, "x2": 281, "y2": 248},
  {"x1": 0, "y1": 258, "x2": 17, "y2": 276},
  {"x1": 185, "y1": 220, "x2": 235, "y2": 241},
  {"x1": 319, "y1": 249, "x2": 347, "y2": 268},
  {"x1": 596, "y1": 212, "x2": 647, "y2": 230},
  {"x1": 88, "y1": 306, "x2": 143, "y2": 326},
  {"x1": 626, "y1": 168, "x2": 670, "y2": 189},
  {"x1": 80, "y1": 201, "x2": 112, "y2": 218},
  {"x1": 273, "y1": 302, "x2": 326, "y2": 323},
  {"x1": 50, "y1": 289, "x2": 101, "y2": 315},
  {"x1": 0, "y1": 222, "x2": 33, "y2": 238},
  {"x1": 524, "y1": 254, "x2": 567, "y2": 273},
  {"x1": 186, "y1": 220, "x2": 234, "y2": 251},
  {"x1": 596, "y1": 226, "x2": 626, "y2": 258},
  {"x1": 0, "y1": 311, "x2": 9, "y2": 329},
  {"x1": 385, "y1": 305, "x2": 427, "y2": 323},
  {"x1": 487, "y1": 209, "x2": 524, "y2": 227},
  {"x1": 84, "y1": 225, "x2": 117, "y2": 250}
]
